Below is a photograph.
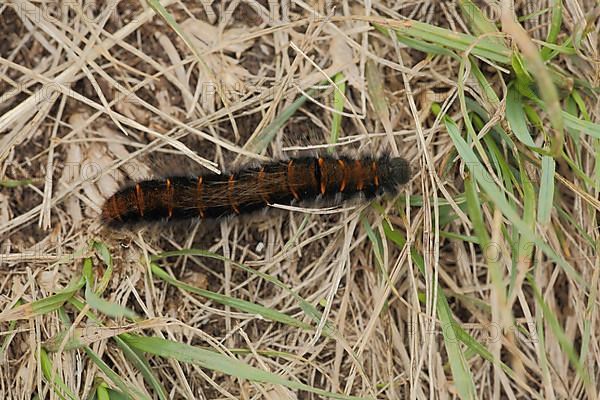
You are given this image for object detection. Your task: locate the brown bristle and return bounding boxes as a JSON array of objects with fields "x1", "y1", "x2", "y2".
[{"x1": 101, "y1": 155, "x2": 411, "y2": 227}]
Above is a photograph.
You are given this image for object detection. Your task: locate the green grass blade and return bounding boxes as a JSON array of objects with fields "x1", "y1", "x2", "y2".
[
  {"x1": 247, "y1": 88, "x2": 315, "y2": 153},
  {"x1": 151, "y1": 249, "x2": 329, "y2": 332},
  {"x1": 381, "y1": 221, "x2": 476, "y2": 399},
  {"x1": 0, "y1": 275, "x2": 84, "y2": 322},
  {"x1": 436, "y1": 295, "x2": 477, "y2": 400},
  {"x1": 83, "y1": 257, "x2": 137, "y2": 319},
  {"x1": 0, "y1": 178, "x2": 35, "y2": 188},
  {"x1": 561, "y1": 111, "x2": 600, "y2": 139},
  {"x1": 375, "y1": 19, "x2": 511, "y2": 64},
  {"x1": 329, "y1": 72, "x2": 346, "y2": 152},
  {"x1": 506, "y1": 87, "x2": 536, "y2": 147},
  {"x1": 151, "y1": 262, "x2": 311, "y2": 329},
  {"x1": 458, "y1": 0, "x2": 502, "y2": 43},
  {"x1": 96, "y1": 382, "x2": 110, "y2": 400},
  {"x1": 506, "y1": 20, "x2": 565, "y2": 156},
  {"x1": 526, "y1": 275, "x2": 588, "y2": 384},
  {"x1": 93, "y1": 240, "x2": 114, "y2": 295},
  {"x1": 382, "y1": 221, "x2": 535, "y2": 397},
  {"x1": 444, "y1": 114, "x2": 583, "y2": 285},
  {"x1": 84, "y1": 346, "x2": 151, "y2": 400},
  {"x1": 541, "y1": 0, "x2": 563, "y2": 60},
  {"x1": 366, "y1": 59, "x2": 391, "y2": 136},
  {"x1": 537, "y1": 156, "x2": 556, "y2": 225},
  {"x1": 68, "y1": 297, "x2": 169, "y2": 400},
  {"x1": 39, "y1": 347, "x2": 79, "y2": 400},
  {"x1": 122, "y1": 335, "x2": 369, "y2": 400}
]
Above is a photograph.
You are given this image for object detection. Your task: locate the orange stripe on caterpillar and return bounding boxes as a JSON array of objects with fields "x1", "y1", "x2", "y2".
[
  {"x1": 338, "y1": 159, "x2": 347, "y2": 192},
  {"x1": 197, "y1": 176, "x2": 205, "y2": 218},
  {"x1": 134, "y1": 183, "x2": 145, "y2": 216},
  {"x1": 165, "y1": 178, "x2": 173, "y2": 218},
  {"x1": 228, "y1": 175, "x2": 240, "y2": 214},
  {"x1": 101, "y1": 155, "x2": 410, "y2": 227},
  {"x1": 287, "y1": 160, "x2": 301, "y2": 201}
]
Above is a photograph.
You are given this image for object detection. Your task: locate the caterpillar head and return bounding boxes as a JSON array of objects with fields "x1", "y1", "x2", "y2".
[{"x1": 380, "y1": 157, "x2": 411, "y2": 190}]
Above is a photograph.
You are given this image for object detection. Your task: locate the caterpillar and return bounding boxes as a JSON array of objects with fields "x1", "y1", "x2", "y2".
[{"x1": 101, "y1": 155, "x2": 411, "y2": 227}]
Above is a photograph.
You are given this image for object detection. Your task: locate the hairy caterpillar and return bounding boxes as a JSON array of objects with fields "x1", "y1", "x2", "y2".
[{"x1": 101, "y1": 155, "x2": 411, "y2": 227}]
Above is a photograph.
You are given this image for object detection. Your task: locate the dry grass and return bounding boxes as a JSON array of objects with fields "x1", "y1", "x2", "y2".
[{"x1": 1, "y1": 0, "x2": 599, "y2": 399}]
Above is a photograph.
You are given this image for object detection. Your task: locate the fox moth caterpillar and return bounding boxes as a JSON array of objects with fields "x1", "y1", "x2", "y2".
[{"x1": 101, "y1": 155, "x2": 410, "y2": 226}]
